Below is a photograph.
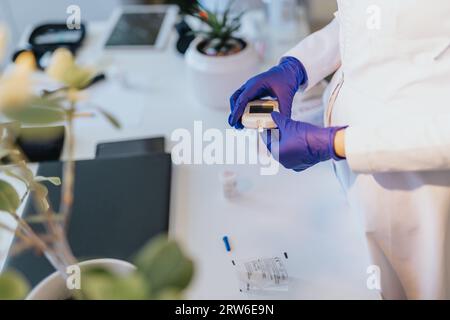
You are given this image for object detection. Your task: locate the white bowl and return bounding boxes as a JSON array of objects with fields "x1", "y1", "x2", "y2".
[
  {"x1": 185, "y1": 38, "x2": 261, "y2": 110},
  {"x1": 26, "y1": 259, "x2": 135, "y2": 300}
]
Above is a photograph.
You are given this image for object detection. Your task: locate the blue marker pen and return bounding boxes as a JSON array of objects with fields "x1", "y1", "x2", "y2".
[{"x1": 223, "y1": 236, "x2": 231, "y2": 252}]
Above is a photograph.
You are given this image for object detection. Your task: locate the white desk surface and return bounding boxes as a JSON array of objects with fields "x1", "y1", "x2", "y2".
[{"x1": 0, "y1": 20, "x2": 379, "y2": 300}]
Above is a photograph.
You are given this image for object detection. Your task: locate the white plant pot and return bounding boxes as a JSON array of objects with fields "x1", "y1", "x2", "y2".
[
  {"x1": 26, "y1": 259, "x2": 135, "y2": 300},
  {"x1": 185, "y1": 38, "x2": 261, "y2": 110}
]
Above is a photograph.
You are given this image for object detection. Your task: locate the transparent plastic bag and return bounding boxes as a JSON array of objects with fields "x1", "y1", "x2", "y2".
[{"x1": 236, "y1": 256, "x2": 289, "y2": 293}]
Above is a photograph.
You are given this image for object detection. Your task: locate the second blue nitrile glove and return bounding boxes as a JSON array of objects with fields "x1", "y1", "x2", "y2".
[
  {"x1": 228, "y1": 56, "x2": 307, "y2": 129},
  {"x1": 264, "y1": 112, "x2": 346, "y2": 172}
]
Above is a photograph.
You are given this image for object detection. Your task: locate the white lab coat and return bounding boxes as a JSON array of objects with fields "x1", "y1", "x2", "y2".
[{"x1": 285, "y1": 0, "x2": 450, "y2": 299}]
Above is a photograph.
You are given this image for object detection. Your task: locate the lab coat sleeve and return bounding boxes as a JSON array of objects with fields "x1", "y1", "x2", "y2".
[
  {"x1": 283, "y1": 18, "x2": 341, "y2": 91},
  {"x1": 346, "y1": 113, "x2": 450, "y2": 173}
]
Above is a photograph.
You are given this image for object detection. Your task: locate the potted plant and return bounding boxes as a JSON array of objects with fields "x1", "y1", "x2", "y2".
[
  {"x1": 0, "y1": 46, "x2": 194, "y2": 300},
  {"x1": 184, "y1": 0, "x2": 260, "y2": 109}
]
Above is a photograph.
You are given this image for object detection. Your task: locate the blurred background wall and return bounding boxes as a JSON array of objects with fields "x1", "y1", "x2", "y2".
[
  {"x1": 0, "y1": 0, "x2": 126, "y2": 44},
  {"x1": 305, "y1": 0, "x2": 337, "y2": 31},
  {"x1": 0, "y1": 0, "x2": 337, "y2": 38},
  {"x1": 0, "y1": 0, "x2": 337, "y2": 58}
]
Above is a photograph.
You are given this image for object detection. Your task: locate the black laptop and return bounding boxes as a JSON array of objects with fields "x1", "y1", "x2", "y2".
[{"x1": 6, "y1": 153, "x2": 172, "y2": 286}]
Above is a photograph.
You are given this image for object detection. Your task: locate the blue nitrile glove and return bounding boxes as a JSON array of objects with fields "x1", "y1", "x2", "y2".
[
  {"x1": 228, "y1": 56, "x2": 307, "y2": 129},
  {"x1": 263, "y1": 112, "x2": 346, "y2": 172}
]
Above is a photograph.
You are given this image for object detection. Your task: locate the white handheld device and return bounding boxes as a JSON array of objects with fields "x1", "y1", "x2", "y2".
[{"x1": 241, "y1": 100, "x2": 279, "y2": 131}]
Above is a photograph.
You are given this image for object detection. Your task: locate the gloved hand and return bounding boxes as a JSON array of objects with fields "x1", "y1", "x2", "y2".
[
  {"x1": 228, "y1": 56, "x2": 307, "y2": 129},
  {"x1": 264, "y1": 112, "x2": 346, "y2": 172}
]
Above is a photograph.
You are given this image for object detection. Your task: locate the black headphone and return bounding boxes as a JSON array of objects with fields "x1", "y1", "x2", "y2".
[{"x1": 13, "y1": 23, "x2": 86, "y2": 70}]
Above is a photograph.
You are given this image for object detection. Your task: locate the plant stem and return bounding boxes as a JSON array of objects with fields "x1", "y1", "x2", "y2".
[
  {"x1": 3, "y1": 139, "x2": 77, "y2": 274},
  {"x1": 7, "y1": 147, "x2": 61, "y2": 243},
  {"x1": 0, "y1": 222, "x2": 17, "y2": 234},
  {"x1": 61, "y1": 103, "x2": 76, "y2": 232},
  {"x1": 6, "y1": 210, "x2": 67, "y2": 273},
  {"x1": 10, "y1": 211, "x2": 65, "y2": 275}
]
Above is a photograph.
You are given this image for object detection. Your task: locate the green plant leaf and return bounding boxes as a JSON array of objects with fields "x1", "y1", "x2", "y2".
[
  {"x1": 155, "y1": 288, "x2": 184, "y2": 300},
  {"x1": 35, "y1": 176, "x2": 61, "y2": 186},
  {"x1": 134, "y1": 235, "x2": 194, "y2": 296},
  {"x1": 62, "y1": 66, "x2": 94, "y2": 89},
  {"x1": 0, "y1": 179, "x2": 20, "y2": 213},
  {"x1": 5, "y1": 98, "x2": 66, "y2": 125},
  {"x1": 0, "y1": 270, "x2": 30, "y2": 300},
  {"x1": 81, "y1": 268, "x2": 149, "y2": 300},
  {"x1": 222, "y1": 0, "x2": 237, "y2": 27},
  {"x1": 19, "y1": 126, "x2": 65, "y2": 142},
  {"x1": 96, "y1": 108, "x2": 121, "y2": 129}
]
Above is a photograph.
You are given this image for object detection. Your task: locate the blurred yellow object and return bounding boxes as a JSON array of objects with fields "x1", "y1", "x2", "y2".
[
  {"x1": 0, "y1": 24, "x2": 8, "y2": 62},
  {"x1": 15, "y1": 51, "x2": 37, "y2": 71},
  {"x1": 47, "y1": 48, "x2": 94, "y2": 89},
  {"x1": 46, "y1": 48, "x2": 75, "y2": 81},
  {"x1": 0, "y1": 28, "x2": 35, "y2": 110},
  {"x1": 0, "y1": 66, "x2": 32, "y2": 110}
]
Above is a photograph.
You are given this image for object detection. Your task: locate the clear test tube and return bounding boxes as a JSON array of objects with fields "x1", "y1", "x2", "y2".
[{"x1": 219, "y1": 170, "x2": 238, "y2": 199}]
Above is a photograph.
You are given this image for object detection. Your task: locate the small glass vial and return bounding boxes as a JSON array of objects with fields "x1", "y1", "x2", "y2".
[{"x1": 219, "y1": 170, "x2": 238, "y2": 199}]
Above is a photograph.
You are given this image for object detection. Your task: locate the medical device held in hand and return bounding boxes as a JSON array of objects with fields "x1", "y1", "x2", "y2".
[{"x1": 242, "y1": 100, "x2": 279, "y2": 132}]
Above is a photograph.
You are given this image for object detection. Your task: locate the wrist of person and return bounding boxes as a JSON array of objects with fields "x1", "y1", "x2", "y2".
[
  {"x1": 331, "y1": 127, "x2": 347, "y2": 160},
  {"x1": 279, "y1": 56, "x2": 308, "y2": 90}
]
